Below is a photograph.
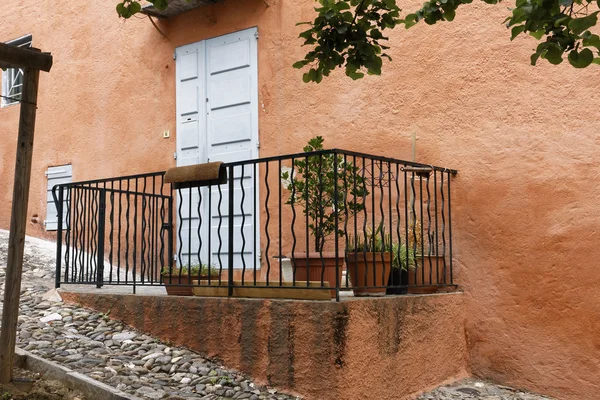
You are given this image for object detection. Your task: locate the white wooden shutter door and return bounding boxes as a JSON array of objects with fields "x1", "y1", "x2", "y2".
[
  {"x1": 45, "y1": 165, "x2": 72, "y2": 231},
  {"x1": 205, "y1": 28, "x2": 259, "y2": 270}
]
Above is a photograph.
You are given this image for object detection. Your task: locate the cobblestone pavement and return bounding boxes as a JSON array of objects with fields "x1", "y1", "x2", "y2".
[
  {"x1": 416, "y1": 378, "x2": 555, "y2": 399},
  {"x1": 0, "y1": 231, "x2": 298, "y2": 400},
  {"x1": 0, "y1": 231, "x2": 555, "y2": 400}
]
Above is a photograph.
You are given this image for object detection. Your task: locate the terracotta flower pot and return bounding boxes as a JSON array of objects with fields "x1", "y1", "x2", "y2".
[
  {"x1": 408, "y1": 255, "x2": 449, "y2": 294},
  {"x1": 162, "y1": 274, "x2": 216, "y2": 296},
  {"x1": 290, "y1": 252, "x2": 344, "y2": 299},
  {"x1": 346, "y1": 252, "x2": 392, "y2": 296}
]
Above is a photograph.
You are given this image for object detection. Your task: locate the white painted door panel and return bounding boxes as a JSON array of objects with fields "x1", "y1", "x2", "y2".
[{"x1": 176, "y1": 27, "x2": 259, "y2": 271}]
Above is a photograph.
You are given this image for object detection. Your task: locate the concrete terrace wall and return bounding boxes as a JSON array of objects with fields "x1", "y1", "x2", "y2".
[
  {"x1": 1, "y1": 1, "x2": 600, "y2": 399},
  {"x1": 61, "y1": 291, "x2": 469, "y2": 400}
]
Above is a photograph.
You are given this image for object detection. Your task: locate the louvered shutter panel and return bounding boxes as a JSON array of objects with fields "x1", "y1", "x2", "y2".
[{"x1": 45, "y1": 165, "x2": 72, "y2": 231}]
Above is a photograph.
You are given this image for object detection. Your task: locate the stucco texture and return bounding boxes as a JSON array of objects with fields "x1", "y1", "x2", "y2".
[
  {"x1": 61, "y1": 291, "x2": 468, "y2": 400},
  {"x1": 1, "y1": 1, "x2": 600, "y2": 399}
]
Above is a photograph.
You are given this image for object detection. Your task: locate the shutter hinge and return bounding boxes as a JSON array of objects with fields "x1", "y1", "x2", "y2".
[
  {"x1": 173, "y1": 51, "x2": 177, "y2": 60},
  {"x1": 173, "y1": 152, "x2": 177, "y2": 160},
  {"x1": 256, "y1": 141, "x2": 260, "y2": 149},
  {"x1": 254, "y1": 31, "x2": 259, "y2": 40}
]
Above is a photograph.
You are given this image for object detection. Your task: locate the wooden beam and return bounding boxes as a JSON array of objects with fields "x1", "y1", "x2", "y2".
[
  {"x1": 0, "y1": 68, "x2": 41, "y2": 384},
  {"x1": 0, "y1": 43, "x2": 52, "y2": 72},
  {"x1": 0, "y1": 61, "x2": 21, "y2": 70}
]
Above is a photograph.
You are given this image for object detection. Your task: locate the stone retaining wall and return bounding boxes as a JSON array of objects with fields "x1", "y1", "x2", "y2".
[{"x1": 61, "y1": 291, "x2": 468, "y2": 400}]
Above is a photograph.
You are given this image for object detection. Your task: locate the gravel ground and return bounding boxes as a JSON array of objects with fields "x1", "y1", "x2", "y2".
[
  {"x1": 0, "y1": 230, "x2": 555, "y2": 400},
  {"x1": 416, "y1": 378, "x2": 554, "y2": 400}
]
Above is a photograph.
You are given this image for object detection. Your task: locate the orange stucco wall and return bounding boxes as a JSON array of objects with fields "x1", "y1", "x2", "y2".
[
  {"x1": 2, "y1": 1, "x2": 600, "y2": 399},
  {"x1": 61, "y1": 291, "x2": 468, "y2": 400}
]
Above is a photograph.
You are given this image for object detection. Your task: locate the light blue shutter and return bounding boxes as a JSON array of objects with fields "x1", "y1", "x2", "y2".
[{"x1": 45, "y1": 165, "x2": 72, "y2": 231}]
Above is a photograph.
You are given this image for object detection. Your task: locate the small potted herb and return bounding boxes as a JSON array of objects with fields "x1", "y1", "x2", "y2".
[
  {"x1": 346, "y1": 224, "x2": 393, "y2": 296},
  {"x1": 162, "y1": 263, "x2": 220, "y2": 296}
]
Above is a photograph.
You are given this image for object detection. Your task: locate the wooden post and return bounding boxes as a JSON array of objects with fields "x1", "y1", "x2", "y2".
[{"x1": 0, "y1": 68, "x2": 40, "y2": 384}]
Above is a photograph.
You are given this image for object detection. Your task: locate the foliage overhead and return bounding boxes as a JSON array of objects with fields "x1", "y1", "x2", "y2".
[{"x1": 117, "y1": 0, "x2": 600, "y2": 81}]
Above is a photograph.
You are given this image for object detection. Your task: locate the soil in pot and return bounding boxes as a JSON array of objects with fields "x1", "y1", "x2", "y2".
[{"x1": 346, "y1": 252, "x2": 392, "y2": 296}]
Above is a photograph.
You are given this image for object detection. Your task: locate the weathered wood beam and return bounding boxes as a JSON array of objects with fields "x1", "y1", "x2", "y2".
[
  {"x1": 0, "y1": 68, "x2": 41, "y2": 384},
  {"x1": 0, "y1": 43, "x2": 52, "y2": 72},
  {"x1": 0, "y1": 61, "x2": 21, "y2": 70}
]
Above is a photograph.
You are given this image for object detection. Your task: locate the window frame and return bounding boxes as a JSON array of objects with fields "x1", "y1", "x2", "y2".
[{"x1": 1, "y1": 34, "x2": 33, "y2": 108}]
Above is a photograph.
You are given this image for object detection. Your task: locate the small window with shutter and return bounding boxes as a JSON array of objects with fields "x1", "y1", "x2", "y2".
[
  {"x1": 45, "y1": 165, "x2": 72, "y2": 231},
  {"x1": 1, "y1": 35, "x2": 33, "y2": 107}
]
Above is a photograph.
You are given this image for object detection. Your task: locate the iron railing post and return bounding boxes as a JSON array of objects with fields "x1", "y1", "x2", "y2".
[
  {"x1": 333, "y1": 152, "x2": 340, "y2": 302},
  {"x1": 54, "y1": 185, "x2": 63, "y2": 288},
  {"x1": 228, "y1": 165, "x2": 234, "y2": 297},
  {"x1": 96, "y1": 189, "x2": 106, "y2": 289},
  {"x1": 167, "y1": 192, "x2": 174, "y2": 278}
]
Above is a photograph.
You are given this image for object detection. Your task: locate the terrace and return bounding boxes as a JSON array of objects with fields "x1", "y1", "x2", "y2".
[
  {"x1": 52, "y1": 148, "x2": 457, "y2": 300},
  {"x1": 51, "y1": 147, "x2": 464, "y2": 399}
]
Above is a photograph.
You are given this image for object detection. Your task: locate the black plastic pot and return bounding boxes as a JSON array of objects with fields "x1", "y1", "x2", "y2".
[{"x1": 386, "y1": 268, "x2": 408, "y2": 295}]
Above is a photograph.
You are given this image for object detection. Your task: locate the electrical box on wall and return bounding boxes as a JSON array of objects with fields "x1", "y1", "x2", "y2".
[{"x1": 163, "y1": 130, "x2": 170, "y2": 138}]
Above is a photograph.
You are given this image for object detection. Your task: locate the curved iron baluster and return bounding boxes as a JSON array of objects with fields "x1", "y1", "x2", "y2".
[
  {"x1": 410, "y1": 171, "x2": 418, "y2": 286},
  {"x1": 395, "y1": 163, "x2": 402, "y2": 288},
  {"x1": 141, "y1": 178, "x2": 148, "y2": 283},
  {"x1": 197, "y1": 186, "x2": 203, "y2": 283},
  {"x1": 216, "y1": 184, "x2": 224, "y2": 277},
  {"x1": 317, "y1": 154, "x2": 325, "y2": 286},
  {"x1": 159, "y1": 176, "x2": 166, "y2": 276},
  {"x1": 290, "y1": 157, "x2": 297, "y2": 285},
  {"x1": 108, "y1": 182, "x2": 115, "y2": 284},
  {"x1": 264, "y1": 162, "x2": 271, "y2": 285},
  {"x1": 426, "y1": 172, "x2": 433, "y2": 285},
  {"x1": 177, "y1": 188, "x2": 184, "y2": 283},
  {"x1": 361, "y1": 157, "x2": 369, "y2": 289},
  {"x1": 378, "y1": 160, "x2": 386, "y2": 290},
  {"x1": 125, "y1": 179, "x2": 131, "y2": 284},
  {"x1": 240, "y1": 164, "x2": 247, "y2": 285}
]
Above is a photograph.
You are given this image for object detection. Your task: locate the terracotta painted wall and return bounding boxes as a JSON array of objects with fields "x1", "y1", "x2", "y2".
[{"x1": 1, "y1": 1, "x2": 600, "y2": 399}]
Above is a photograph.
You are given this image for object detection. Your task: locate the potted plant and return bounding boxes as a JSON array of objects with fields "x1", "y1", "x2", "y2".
[
  {"x1": 403, "y1": 219, "x2": 449, "y2": 293},
  {"x1": 346, "y1": 224, "x2": 393, "y2": 296},
  {"x1": 386, "y1": 241, "x2": 417, "y2": 294},
  {"x1": 162, "y1": 263, "x2": 220, "y2": 296},
  {"x1": 281, "y1": 136, "x2": 368, "y2": 297}
]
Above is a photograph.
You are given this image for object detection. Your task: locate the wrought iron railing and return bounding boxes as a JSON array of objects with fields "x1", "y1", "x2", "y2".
[{"x1": 53, "y1": 149, "x2": 457, "y2": 300}]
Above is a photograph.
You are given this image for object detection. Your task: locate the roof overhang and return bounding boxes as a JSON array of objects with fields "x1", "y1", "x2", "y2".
[{"x1": 141, "y1": 0, "x2": 224, "y2": 19}]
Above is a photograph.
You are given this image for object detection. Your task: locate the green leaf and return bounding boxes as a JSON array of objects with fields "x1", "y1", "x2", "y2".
[
  {"x1": 511, "y1": 25, "x2": 526, "y2": 40},
  {"x1": 569, "y1": 12, "x2": 599, "y2": 36},
  {"x1": 444, "y1": 8, "x2": 456, "y2": 21},
  {"x1": 545, "y1": 49, "x2": 564, "y2": 65},
  {"x1": 130, "y1": 1, "x2": 142, "y2": 14},
  {"x1": 583, "y1": 34, "x2": 600, "y2": 50},
  {"x1": 529, "y1": 29, "x2": 545, "y2": 40},
  {"x1": 568, "y1": 48, "x2": 594, "y2": 68},
  {"x1": 292, "y1": 61, "x2": 307, "y2": 69},
  {"x1": 152, "y1": 0, "x2": 169, "y2": 10}
]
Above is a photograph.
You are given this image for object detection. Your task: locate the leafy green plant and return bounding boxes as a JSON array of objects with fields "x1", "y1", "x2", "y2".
[
  {"x1": 281, "y1": 136, "x2": 369, "y2": 252},
  {"x1": 164, "y1": 263, "x2": 219, "y2": 277},
  {"x1": 347, "y1": 223, "x2": 416, "y2": 270},
  {"x1": 117, "y1": 0, "x2": 600, "y2": 74},
  {"x1": 347, "y1": 223, "x2": 390, "y2": 252}
]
